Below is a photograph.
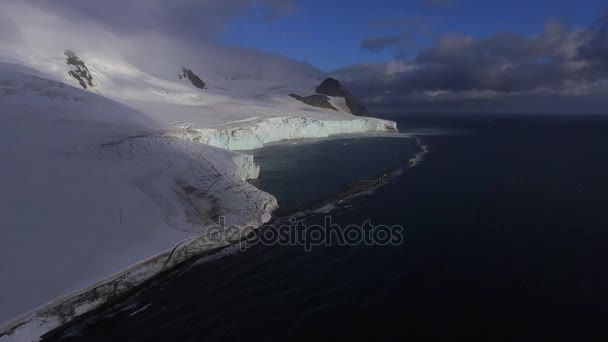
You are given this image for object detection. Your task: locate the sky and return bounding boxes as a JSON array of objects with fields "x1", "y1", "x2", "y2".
[
  {"x1": 220, "y1": 0, "x2": 607, "y2": 70},
  {"x1": 2, "y1": 0, "x2": 608, "y2": 112},
  {"x1": 221, "y1": 0, "x2": 608, "y2": 112}
]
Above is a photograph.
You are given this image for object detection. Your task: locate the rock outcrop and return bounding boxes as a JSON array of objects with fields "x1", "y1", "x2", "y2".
[
  {"x1": 315, "y1": 78, "x2": 369, "y2": 116},
  {"x1": 64, "y1": 50, "x2": 94, "y2": 89},
  {"x1": 179, "y1": 68, "x2": 206, "y2": 89},
  {"x1": 290, "y1": 78, "x2": 370, "y2": 116}
]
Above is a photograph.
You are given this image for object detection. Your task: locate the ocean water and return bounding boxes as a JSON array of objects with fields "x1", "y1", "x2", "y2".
[
  {"x1": 248, "y1": 135, "x2": 420, "y2": 211},
  {"x1": 45, "y1": 114, "x2": 608, "y2": 341}
]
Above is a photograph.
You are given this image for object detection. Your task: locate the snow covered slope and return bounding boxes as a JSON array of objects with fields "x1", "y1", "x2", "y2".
[{"x1": 0, "y1": 22, "x2": 396, "y2": 342}]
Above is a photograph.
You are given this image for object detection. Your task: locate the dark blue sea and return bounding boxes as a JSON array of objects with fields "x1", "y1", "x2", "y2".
[{"x1": 45, "y1": 114, "x2": 608, "y2": 341}]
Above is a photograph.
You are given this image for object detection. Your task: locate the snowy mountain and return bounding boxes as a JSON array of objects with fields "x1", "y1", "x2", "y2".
[{"x1": 0, "y1": 36, "x2": 396, "y2": 342}]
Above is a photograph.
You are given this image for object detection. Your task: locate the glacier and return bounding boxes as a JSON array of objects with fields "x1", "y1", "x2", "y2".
[
  {"x1": 173, "y1": 116, "x2": 397, "y2": 151},
  {"x1": 0, "y1": 4, "x2": 399, "y2": 338},
  {"x1": 0, "y1": 61, "x2": 397, "y2": 341}
]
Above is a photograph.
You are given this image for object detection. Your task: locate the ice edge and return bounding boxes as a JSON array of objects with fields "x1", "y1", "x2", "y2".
[{"x1": 0, "y1": 116, "x2": 397, "y2": 342}]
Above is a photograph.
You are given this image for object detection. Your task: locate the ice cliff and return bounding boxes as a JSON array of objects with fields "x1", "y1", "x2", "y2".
[{"x1": 174, "y1": 117, "x2": 397, "y2": 151}]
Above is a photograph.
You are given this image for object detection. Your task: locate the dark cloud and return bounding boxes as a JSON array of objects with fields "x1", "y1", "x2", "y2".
[
  {"x1": 334, "y1": 16, "x2": 608, "y2": 112},
  {"x1": 577, "y1": 12, "x2": 608, "y2": 71}
]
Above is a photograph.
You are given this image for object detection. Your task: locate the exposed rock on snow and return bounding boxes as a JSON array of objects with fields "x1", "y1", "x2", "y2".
[
  {"x1": 316, "y1": 78, "x2": 370, "y2": 117},
  {"x1": 179, "y1": 68, "x2": 206, "y2": 89},
  {"x1": 291, "y1": 78, "x2": 370, "y2": 116},
  {"x1": 64, "y1": 50, "x2": 94, "y2": 89}
]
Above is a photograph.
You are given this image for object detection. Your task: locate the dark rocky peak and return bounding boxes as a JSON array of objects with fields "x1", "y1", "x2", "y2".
[
  {"x1": 179, "y1": 68, "x2": 206, "y2": 89},
  {"x1": 64, "y1": 49, "x2": 94, "y2": 89},
  {"x1": 315, "y1": 78, "x2": 348, "y2": 97},
  {"x1": 291, "y1": 77, "x2": 370, "y2": 116}
]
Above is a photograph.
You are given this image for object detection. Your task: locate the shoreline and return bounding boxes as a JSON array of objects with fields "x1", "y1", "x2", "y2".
[
  {"x1": 272, "y1": 135, "x2": 429, "y2": 217},
  {"x1": 40, "y1": 134, "x2": 429, "y2": 340},
  {"x1": 0, "y1": 116, "x2": 399, "y2": 342}
]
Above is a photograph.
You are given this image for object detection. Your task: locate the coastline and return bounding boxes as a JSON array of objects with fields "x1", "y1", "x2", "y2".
[
  {"x1": 0, "y1": 116, "x2": 398, "y2": 342},
  {"x1": 272, "y1": 135, "x2": 429, "y2": 217},
  {"x1": 40, "y1": 131, "x2": 428, "y2": 341},
  {"x1": 37, "y1": 115, "x2": 608, "y2": 341}
]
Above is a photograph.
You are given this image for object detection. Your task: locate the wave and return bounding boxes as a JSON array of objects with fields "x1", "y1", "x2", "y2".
[{"x1": 408, "y1": 137, "x2": 430, "y2": 168}]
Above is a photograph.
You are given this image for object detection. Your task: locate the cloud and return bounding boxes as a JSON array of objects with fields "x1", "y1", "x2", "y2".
[
  {"x1": 577, "y1": 12, "x2": 608, "y2": 72},
  {"x1": 0, "y1": 12, "x2": 21, "y2": 43},
  {"x1": 17, "y1": 0, "x2": 296, "y2": 38},
  {"x1": 333, "y1": 16, "x2": 608, "y2": 111},
  {"x1": 0, "y1": 0, "x2": 320, "y2": 86}
]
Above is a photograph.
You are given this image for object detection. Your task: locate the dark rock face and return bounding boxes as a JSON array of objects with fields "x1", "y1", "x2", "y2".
[
  {"x1": 315, "y1": 78, "x2": 345, "y2": 97},
  {"x1": 289, "y1": 94, "x2": 337, "y2": 111},
  {"x1": 343, "y1": 97, "x2": 369, "y2": 117},
  {"x1": 316, "y1": 78, "x2": 370, "y2": 116},
  {"x1": 181, "y1": 68, "x2": 206, "y2": 89},
  {"x1": 64, "y1": 50, "x2": 94, "y2": 89}
]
